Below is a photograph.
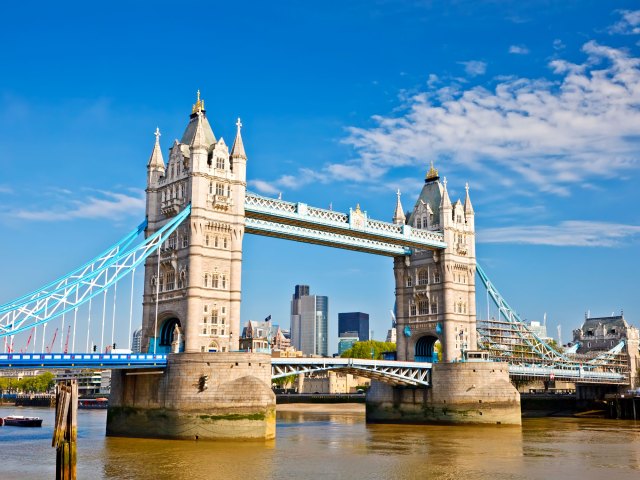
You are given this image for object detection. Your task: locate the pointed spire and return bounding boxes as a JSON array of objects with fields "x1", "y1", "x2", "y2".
[
  {"x1": 230, "y1": 117, "x2": 247, "y2": 159},
  {"x1": 464, "y1": 182, "x2": 474, "y2": 215},
  {"x1": 440, "y1": 176, "x2": 452, "y2": 209},
  {"x1": 189, "y1": 111, "x2": 214, "y2": 150},
  {"x1": 393, "y1": 189, "x2": 406, "y2": 225},
  {"x1": 147, "y1": 127, "x2": 165, "y2": 171}
]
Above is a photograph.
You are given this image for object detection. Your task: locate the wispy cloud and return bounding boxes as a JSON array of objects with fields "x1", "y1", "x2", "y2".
[
  {"x1": 0, "y1": 185, "x2": 13, "y2": 194},
  {"x1": 509, "y1": 44, "x2": 529, "y2": 55},
  {"x1": 459, "y1": 60, "x2": 487, "y2": 76},
  {"x1": 12, "y1": 189, "x2": 145, "y2": 222},
  {"x1": 342, "y1": 41, "x2": 640, "y2": 196},
  {"x1": 608, "y1": 9, "x2": 640, "y2": 35},
  {"x1": 250, "y1": 180, "x2": 279, "y2": 195},
  {"x1": 478, "y1": 221, "x2": 640, "y2": 247}
]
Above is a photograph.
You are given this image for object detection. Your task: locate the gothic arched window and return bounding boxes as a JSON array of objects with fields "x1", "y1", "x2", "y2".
[{"x1": 418, "y1": 270, "x2": 428, "y2": 286}]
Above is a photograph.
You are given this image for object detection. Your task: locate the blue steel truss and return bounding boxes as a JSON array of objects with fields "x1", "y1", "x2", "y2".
[
  {"x1": 0, "y1": 206, "x2": 191, "y2": 339},
  {"x1": 271, "y1": 357, "x2": 431, "y2": 387},
  {"x1": 476, "y1": 263, "x2": 629, "y2": 383}
]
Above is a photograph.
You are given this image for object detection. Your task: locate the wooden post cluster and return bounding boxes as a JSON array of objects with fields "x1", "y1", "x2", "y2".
[{"x1": 52, "y1": 380, "x2": 78, "y2": 480}]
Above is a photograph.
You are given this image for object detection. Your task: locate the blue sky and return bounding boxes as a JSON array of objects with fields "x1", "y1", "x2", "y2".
[{"x1": 1, "y1": 1, "x2": 639, "y2": 354}]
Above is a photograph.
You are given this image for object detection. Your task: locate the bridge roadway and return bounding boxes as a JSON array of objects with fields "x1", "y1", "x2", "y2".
[{"x1": 0, "y1": 353, "x2": 627, "y2": 385}]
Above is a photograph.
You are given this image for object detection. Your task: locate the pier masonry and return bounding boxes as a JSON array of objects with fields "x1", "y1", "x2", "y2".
[{"x1": 107, "y1": 352, "x2": 275, "y2": 440}]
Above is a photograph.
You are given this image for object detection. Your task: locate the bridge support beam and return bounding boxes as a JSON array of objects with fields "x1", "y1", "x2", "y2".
[
  {"x1": 106, "y1": 352, "x2": 275, "y2": 440},
  {"x1": 366, "y1": 362, "x2": 521, "y2": 425}
]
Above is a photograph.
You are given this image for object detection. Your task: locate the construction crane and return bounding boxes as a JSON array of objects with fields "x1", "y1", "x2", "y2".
[
  {"x1": 21, "y1": 328, "x2": 35, "y2": 353},
  {"x1": 63, "y1": 325, "x2": 71, "y2": 354},
  {"x1": 45, "y1": 328, "x2": 58, "y2": 354}
]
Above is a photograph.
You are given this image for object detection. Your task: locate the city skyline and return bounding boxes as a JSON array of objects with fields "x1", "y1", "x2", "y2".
[{"x1": 1, "y1": 2, "x2": 639, "y2": 354}]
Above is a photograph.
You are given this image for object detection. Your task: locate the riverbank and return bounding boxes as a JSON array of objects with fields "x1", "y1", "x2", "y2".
[{"x1": 276, "y1": 402, "x2": 364, "y2": 413}]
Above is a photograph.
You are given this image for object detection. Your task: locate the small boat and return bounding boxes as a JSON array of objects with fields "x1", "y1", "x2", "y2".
[
  {"x1": 78, "y1": 397, "x2": 108, "y2": 409},
  {"x1": 3, "y1": 415, "x2": 43, "y2": 427}
]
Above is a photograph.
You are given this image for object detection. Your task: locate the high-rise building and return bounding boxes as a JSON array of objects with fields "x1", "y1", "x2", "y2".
[
  {"x1": 290, "y1": 285, "x2": 328, "y2": 356},
  {"x1": 131, "y1": 328, "x2": 143, "y2": 353},
  {"x1": 338, "y1": 312, "x2": 369, "y2": 342}
]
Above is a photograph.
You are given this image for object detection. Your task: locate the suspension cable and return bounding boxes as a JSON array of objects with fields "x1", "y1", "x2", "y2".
[
  {"x1": 128, "y1": 269, "x2": 135, "y2": 351},
  {"x1": 154, "y1": 244, "x2": 161, "y2": 355}
]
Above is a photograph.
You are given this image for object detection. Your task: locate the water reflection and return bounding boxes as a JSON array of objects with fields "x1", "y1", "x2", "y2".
[{"x1": 1, "y1": 406, "x2": 638, "y2": 480}]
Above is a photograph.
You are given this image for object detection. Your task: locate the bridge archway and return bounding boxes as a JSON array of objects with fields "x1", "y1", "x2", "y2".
[
  {"x1": 158, "y1": 317, "x2": 181, "y2": 353},
  {"x1": 415, "y1": 335, "x2": 440, "y2": 363}
]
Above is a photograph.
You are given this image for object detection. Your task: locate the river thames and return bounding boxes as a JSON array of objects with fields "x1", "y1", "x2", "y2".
[{"x1": 1, "y1": 405, "x2": 639, "y2": 479}]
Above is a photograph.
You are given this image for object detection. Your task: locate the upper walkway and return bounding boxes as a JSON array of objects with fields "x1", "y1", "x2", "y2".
[{"x1": 244, "y1": 192, "x2": 446, "y2": 256}]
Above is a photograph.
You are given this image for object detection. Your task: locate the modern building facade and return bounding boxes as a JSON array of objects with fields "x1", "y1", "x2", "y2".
[
  {"x1": 338, "y1": 312, "x2": 369, "y2": 341},
  {"x1": 131, "y1": 328, "x2": 143, "y2": 353},
  {"x1": 290, "y1": 285, "x2": 328, "y2": 356},
  {"x1": 338, "y1": 336, "x2": 359, "y2": 355}
]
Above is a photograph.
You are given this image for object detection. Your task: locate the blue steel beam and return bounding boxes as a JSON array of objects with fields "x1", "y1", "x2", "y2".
[
  {"x1": 245, "y1": 217, "x2": 412, "y2": 256},
  {"x1": 0, "y1": 352, "x2": 167, "y2": 369}
]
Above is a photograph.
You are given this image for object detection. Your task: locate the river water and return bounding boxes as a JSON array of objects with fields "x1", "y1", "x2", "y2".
[{"x1": 1, "y1": 405, "x2": 639, "y2": 479}]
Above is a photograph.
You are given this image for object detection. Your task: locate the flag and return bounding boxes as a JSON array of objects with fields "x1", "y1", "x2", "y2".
[{"x1": 265, "y1": 315, "x2": 271, "y2": 322}]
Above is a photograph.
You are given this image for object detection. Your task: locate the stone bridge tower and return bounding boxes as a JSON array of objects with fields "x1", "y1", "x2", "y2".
[
  {"x1": 393, "y1": 163, "x2": 477, "y2": 363},
  {"x1": 141, "y1": 92, "x2": 247, "y2": 354}
]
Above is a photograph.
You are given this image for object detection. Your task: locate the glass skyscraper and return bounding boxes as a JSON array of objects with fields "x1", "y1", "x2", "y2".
[
  {"x1": 338, "y1": 312, "x2": 370, "y2": 342},
  {"x1": 290, "y1": 285, "x2": 328, "y2": 356}
]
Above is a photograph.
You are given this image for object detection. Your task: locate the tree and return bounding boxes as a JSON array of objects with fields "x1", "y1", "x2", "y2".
[
  {"x1": 272, "y1": 374, "x2": 297, "y2": 388},
  {"x1": 340, "y1": 340, "x2": 397, "y2": 360}
]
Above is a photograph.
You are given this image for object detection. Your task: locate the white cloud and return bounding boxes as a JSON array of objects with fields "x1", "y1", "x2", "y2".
[
  {"x1": 342, "y1": 41, "x2": 640, "y2": 195},
  {"x1": 12, "y1": 189, "x2": 145, "y2": 222},
  {"x1": 608, "y1": 9, "x2": 640, "y2": 35},
  {"x1": 0, "y1": 185, "x2": 13, "y2": 194},
  {"x1": 459, "y1": 60, "x2": 487, "y2": 76},
  {"x1": 250, "y1": 180, "x2": 279, "y2": 195},
  {"x1": 478, "y1": 221, "x2": 640, "y2": 247},
  {"x1": 509, "y1": 45, "x2": 529, "y2": 55}
]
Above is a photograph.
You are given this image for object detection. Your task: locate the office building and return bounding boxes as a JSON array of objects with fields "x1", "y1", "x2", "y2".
[
  {"x1": 290, "y1": 285, "x2": 328, "y2": 356},
  {"x1": 338, "y1": 312, "x2": 369, "y2": 342}
]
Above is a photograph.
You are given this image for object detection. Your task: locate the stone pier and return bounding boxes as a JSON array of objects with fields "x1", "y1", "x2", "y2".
[
  {"x1": 107, "y1": 352, "x2": 275, "y2": 440},
  {"x1": 366, "y1": 362, "x2": 521, "y2": 425}
]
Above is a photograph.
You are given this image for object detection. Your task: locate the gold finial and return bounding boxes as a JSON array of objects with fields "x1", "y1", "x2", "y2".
[
  {"x1": 191, "y1": 90, "x2": 205, "y2": 114},
  {"x1": 355, "y1": 203, "x2": 361, "y2": 213},
  {"x1": 426, "y1": 160, "x2": 439, "y2": 180}
]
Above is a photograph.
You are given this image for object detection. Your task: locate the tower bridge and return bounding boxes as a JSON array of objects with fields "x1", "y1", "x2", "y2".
[{"x1": 1, "y1": 92, "x2": 638, "y2": 439}]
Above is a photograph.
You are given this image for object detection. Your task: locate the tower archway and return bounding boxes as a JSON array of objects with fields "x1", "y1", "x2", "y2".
[
  {"x1": 159, "y1": 317, "x2": 181, "y2": 351},
  {"x1": 415, "y1": 335, "x2": 440, "y2": 363}
]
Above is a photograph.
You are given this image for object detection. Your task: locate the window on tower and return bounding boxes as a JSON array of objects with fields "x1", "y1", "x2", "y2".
[
  {"x1": 217, "y1": 157, "x2": 225, "y2": 169},
  {"x1": 418, "y1": 300, "x2": 429, "y2": 315},
  {"x1": 418, "y1": 270, "x2": 428, "y2": 285},
  {"x1": 407, "y1": 276, "x2": 413, "y2": 287},
  {"x1": 216, "y1": 183, "x2": 225, "y2": 196}
]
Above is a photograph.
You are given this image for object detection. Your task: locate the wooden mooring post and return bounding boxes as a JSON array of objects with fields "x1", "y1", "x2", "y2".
[{"x1": 52, "y1": 380, "x2": 77, "y2": 480}]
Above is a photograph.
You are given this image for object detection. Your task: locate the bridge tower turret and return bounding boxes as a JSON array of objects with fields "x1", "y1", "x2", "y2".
[
  {"x1": 140, "y1": 91, "x2": 247, "y2": 354},
  {"x1": 394, "y1": 163, "x2": 477, "y2": 363}
]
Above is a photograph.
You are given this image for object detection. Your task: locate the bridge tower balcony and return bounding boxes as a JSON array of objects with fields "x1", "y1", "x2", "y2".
[
  {"x1": 160, "y1": 198, "x2": 184, "y2": 217},
  {"x1": 207, "y1": 193, "x2": 232, "y2": 211}
]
